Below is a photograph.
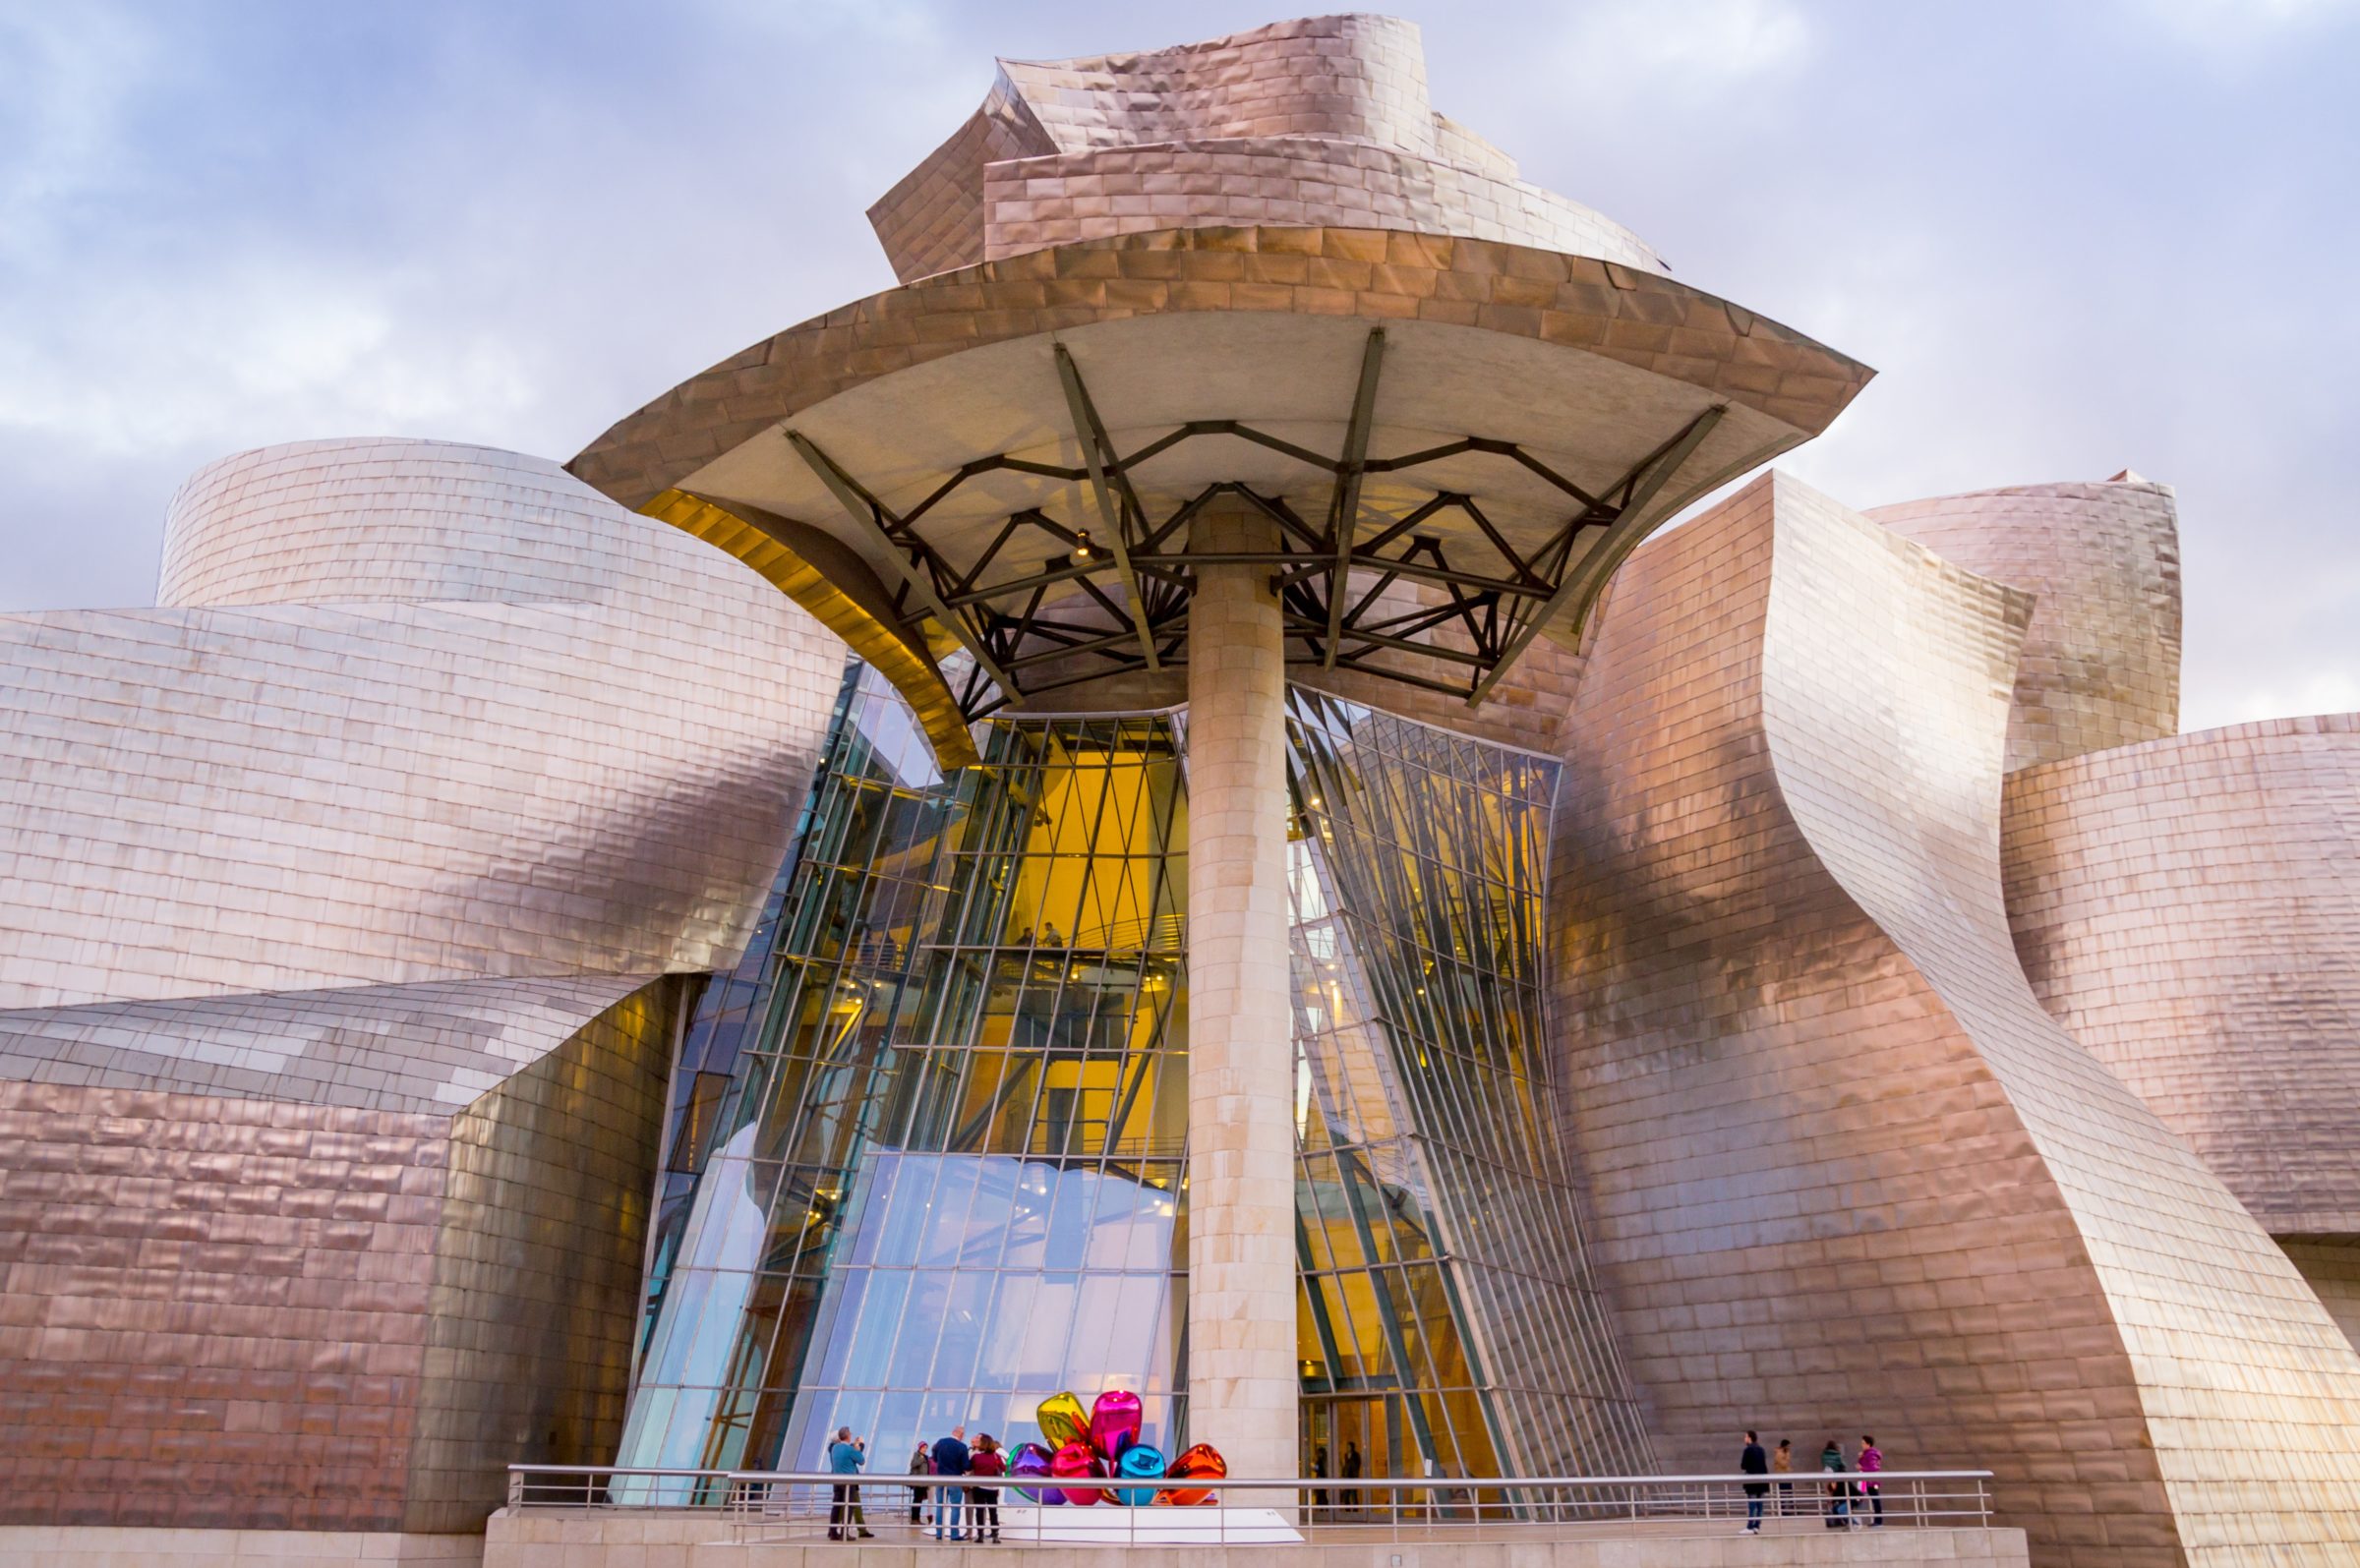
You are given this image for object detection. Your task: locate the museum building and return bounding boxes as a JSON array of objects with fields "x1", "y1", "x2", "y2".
[{"x1": 5, "y1": 15, "x2": 2360, "y2": 1568}]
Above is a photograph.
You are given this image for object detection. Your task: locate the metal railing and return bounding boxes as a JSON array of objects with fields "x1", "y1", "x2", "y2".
[{"x1": 506, "y1": 1465, "x2": 1994, "y2": 1545}]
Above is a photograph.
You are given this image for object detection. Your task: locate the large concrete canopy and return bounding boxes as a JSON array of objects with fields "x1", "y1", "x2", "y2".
[{"x1": 571, "y1": 225, "x2": 1870, "y2": 755}]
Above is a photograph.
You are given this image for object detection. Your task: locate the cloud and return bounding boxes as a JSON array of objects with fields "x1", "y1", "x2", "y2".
[
  {"x1": 0, "y1": 7, "x2": 159, "y2": 264},
  {"x1": 0, "y1": 258, "x2": 535, "y2": 458},
  {"x1": 1555, "y1": 0, "x2": 1811, "y2": 97},
  {"x1": 0, "y1": 0, "x2": 2352, "y2": 736},
  {"x1": 2189, "y1": 668, "x2": 2360, "y2": 732}
]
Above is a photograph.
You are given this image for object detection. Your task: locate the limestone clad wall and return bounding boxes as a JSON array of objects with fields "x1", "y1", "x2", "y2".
[
  {"x1": 1184, "y1": 506, "x2": 1301, "y2": 1482},
  {"x1": 1547, "y1": 472, "x2": 2360, "y2": 1567},
  {"x1": 2000, "y1": 715, "x2": 2360, "y2": 1240},
  {"x1": 1868, "y1": 478, "x2": 2180, "y2": 772}
]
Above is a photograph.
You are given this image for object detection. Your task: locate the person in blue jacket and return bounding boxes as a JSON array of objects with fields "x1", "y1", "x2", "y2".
[
  {"x1": 827, "y1": 1427, "x2": 873, "y2": 1540},
  {"x1": 929, "y1": 1424, "x2": 972, "y2": 1540}
]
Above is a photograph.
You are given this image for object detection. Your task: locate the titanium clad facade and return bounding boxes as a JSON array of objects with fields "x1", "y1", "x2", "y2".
[
  {"x1": 0, "y1": 436, "x2": 848, "y2": 1534},
  {"x1": 0, "y1": 979, "x2": 677, "y2": 1533},
  {"x1": 1548, "y1": 472, "x2": 2360, "y2": 1567}
]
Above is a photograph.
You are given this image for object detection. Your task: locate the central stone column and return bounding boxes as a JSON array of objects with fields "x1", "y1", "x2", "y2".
[{"x1": 1185, "y1": 504, "x2": 1297, "y2": 1483}]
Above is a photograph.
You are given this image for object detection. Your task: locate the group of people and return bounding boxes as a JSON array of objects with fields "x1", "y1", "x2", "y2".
[
  {"x1": 822, "y1": 1424, "x2": 1009, "y2": 1542},
  {"x1": 1738, "y1": 1431, "x2": 1885, "y2": 1533},
  {"x1": 1307, "y1": 1440, "x2": 1366, "y2": 1513}
]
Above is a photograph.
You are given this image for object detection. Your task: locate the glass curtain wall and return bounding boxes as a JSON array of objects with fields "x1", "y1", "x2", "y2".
[
  {"x1": 1286, "y1": 691, "x2": 1654, "y2": 1479},
  {"x1": 618, "y1": 666, "x2": 1189, "y2": 1474},
  {"x1": 620, "y1": 664, "x2": 1650, "y2": 1484}
]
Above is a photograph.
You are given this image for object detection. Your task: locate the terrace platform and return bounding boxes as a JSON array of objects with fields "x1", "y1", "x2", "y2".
[{"x1": 484, "y1": 1511, "x2": 2030, "y2": 1567}]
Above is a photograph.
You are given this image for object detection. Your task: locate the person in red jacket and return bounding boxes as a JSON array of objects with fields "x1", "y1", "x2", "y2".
[{"x1": 967, "y1": 1433, "x2": 1006, "y2": 1543}]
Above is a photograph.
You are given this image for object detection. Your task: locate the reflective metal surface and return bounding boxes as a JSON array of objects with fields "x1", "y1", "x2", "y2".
[
  {"x1": 0, "y1": 437, "x2": 848, "y2": 1533},
  {"x1": 0, "y1": 438, "x2": 841, "y2": 1011},
  {"x1": 1869, "y1": 476, "x2": 2181, "y2": 773},
  {"x1": 2002, "y1": 716, "x2": 2360, "y2": 1241},
  {"x1": 0, "y1": 981, "x2": 675, "y2": 1533},
  {"x1": 870, "y1": 15, "x2": 1668, "y2": 283},
  {"x1": 1548, "y1": 471, "x2": 2360, "y2": 1567}
]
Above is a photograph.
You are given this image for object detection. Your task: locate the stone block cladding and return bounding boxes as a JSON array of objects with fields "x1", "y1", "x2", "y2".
[
  {"x1": 0, "y1": 439, "x2": 841, "y2": 1010},
  {"x1": 1868, "y1": 479, "x2": 2180, "y2": 773},
  {"x1": 0, "y1": 981, "x2": 673, "y2": 1533},
  {"x1": 1547, "y1": 472, "x2": 2360, "y2": 1566},
  {"x1": 2001, "y1": 717, "x2": 2360, "y2": 1242},
  {"x1": 1184, "y1": 506, "x2": 1301, "y2": 1482},
  {"x1": 474, "y1": 1510, "x2": 2031, "y2": 1568}
]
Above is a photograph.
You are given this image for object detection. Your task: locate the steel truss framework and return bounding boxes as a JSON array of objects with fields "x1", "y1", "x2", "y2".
[{"x1": 783, "y1": 330, "x2": 1727, "y2": 720}]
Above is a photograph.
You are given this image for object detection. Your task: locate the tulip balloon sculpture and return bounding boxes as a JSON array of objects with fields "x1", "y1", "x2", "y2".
[
  {"x1": 1035, "y1": 1390, "x2": 1089, "y2": 1451},
  {"x1": 1050, "y1": 1440, "x2": 1105, "y2": 1505},
  {"x1": 1010, "y1": 1441, "x2": 1060, "y2": 1506},
  {"x1": 1115, "y1": 1444, "x2": 1169, "y2": 1506},
  {"x1": 1089, "y1": 1389, "x2": 1142, "y2": 1460},
  {"x1": 1027, "y1": 1388, "x2": 1225, "y2": 1508},
  {"x1": 1158, "y1": 1443, "x2": 1228, "y2": 1507}
]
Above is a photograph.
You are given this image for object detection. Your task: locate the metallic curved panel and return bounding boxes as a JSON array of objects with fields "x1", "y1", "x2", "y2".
[
  {"x1": 640, "y1": 487, "x2": 981, "y2": 769},
  {"x1": 872, "y1": 17, "x2": 1665, "y2": 283},
  {"x1": 1549, "y1": 472, "x2": 2360, "y2": 1565},
  {"x1": 1869, "y1": 475, "x2": 2180, "y2": 772},
  {"x1": 161, "y1": 436, "x2": 799, "y2": 617},
  {"x1": 569, "y1": 228, "x2": 1865, "y2": 718},
  {"x1": 0, "y1": 441, "x2": 845, "y2": 1011},
  {"x1": 998, "y1": 16, "x2": 1441, "y2": 159},
  {"x1": 573, "y1": 228, "x2": 1858, "y2": 523},
  {"x1": 0, "y1": 978, "x2": 674, "y2": 1533},
  {"x1": 2002, "y1": 715, "x2": 2360, "y2": 1238},
  {"x1": 982, "y1": 140, "x2": 1663, "y2": 274},
  {"x1": 0, "y1": 972, "x2": 656, "y2": 1114},
  {"x1": 2280, "y1": 1241, "x2": 2360, "y2": 1356}
]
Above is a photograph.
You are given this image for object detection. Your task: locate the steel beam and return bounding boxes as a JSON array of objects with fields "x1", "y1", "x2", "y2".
[
  {"x1": 1054, "y1": 343, "x2": 1161, "y2": 671},
  {"x1": 783, "y1": 428, "x2": 1018, "y2": 694},
  {"x1": 1465, "y1": 404, "x2": 1725, "y2": 706},
  {"x1": 1322, "y1": 328, "x2": 1386, "y2": 669}
]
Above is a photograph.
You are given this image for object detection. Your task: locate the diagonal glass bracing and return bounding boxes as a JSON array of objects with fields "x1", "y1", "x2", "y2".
[
  {"x1": 619, "y1": 662, "x2": 1648, "y2": 1482},
  {"x1": 1286, "y1": 690, "x2": 1654, "y2": 1480}
]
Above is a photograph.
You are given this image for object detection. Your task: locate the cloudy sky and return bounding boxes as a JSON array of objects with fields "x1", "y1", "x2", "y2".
[{"x1": 3, "y1": 0, "x2": 2353, "y2": 729}]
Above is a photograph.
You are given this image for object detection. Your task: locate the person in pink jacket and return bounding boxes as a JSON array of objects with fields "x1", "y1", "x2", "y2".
[{"x1": 1857, "y1": 1435, "x2": 1884, "y2": 1527}]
